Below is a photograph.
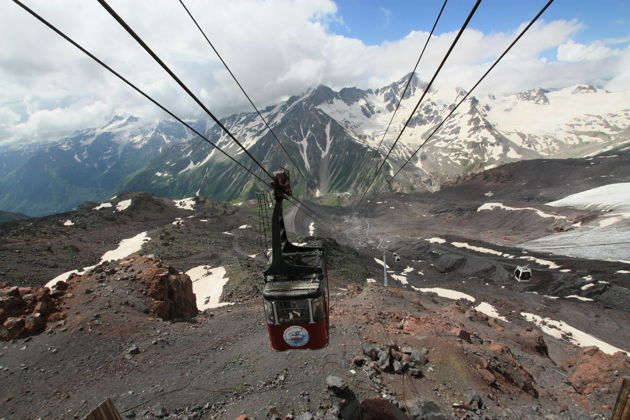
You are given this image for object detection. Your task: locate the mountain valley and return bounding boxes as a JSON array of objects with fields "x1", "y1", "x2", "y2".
[{"x1": 1, "y1": 155, "x2": 629, "y2": 419}]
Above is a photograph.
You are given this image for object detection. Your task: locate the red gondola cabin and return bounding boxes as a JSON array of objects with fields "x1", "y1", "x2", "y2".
[{"x1": 262, "y1": 170, "x2": 329, "y2": 351}]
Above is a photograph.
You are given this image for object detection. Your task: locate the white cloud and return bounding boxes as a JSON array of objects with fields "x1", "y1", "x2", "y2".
[
  {"x1": 1, "y1": 1, "x2": 629, "y2": 146},
  {"x1": 557, "y1": 40, "x2": 616, "y2": 62}
]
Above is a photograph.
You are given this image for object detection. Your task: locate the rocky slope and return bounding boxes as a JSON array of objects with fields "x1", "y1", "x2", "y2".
[{"x1": 1, "y1": 155, "x2": 630, "y2": 419}]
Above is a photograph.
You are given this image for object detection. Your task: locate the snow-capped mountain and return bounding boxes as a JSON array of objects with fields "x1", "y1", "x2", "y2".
[
  {"x1": 315, "y1": 75, "x2": 630, "y2": 184},
  {"x1": 125, "y1": 73, "x2": 630, "y2": 200},
  {"x1": 2, "y1": 73, "x2": 629, "y2": 216},
  {"x1": 0, "y1": 116, "x2": 200, "y2": 216}
]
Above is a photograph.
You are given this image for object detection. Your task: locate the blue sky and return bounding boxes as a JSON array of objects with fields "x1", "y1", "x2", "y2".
[{"x1": 333, "y1": 0, "x2": 629, "y2": 47}]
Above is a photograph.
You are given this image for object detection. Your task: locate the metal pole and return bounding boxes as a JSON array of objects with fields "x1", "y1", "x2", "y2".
[{"x1": 383, "y1": 251, "x2": 388, "y2": 287}]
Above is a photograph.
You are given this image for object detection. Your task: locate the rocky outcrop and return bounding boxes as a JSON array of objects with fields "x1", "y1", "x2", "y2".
[
  {"x1": 131, "y1": 257, "x2": 198, "y2": 320},
  {"x1": 476, "y1": 342, "x2": 538, "y2": 397},
  {"x1": 0, "y1": 283, "x2": 66, "y2": 340},
  {"x1": 562, "y1": 346, "x2": 630, "y2": 396}
]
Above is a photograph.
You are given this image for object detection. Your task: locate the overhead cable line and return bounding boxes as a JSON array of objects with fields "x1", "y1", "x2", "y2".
[
  {"x1": 388, "y1": 0, "x2": 555, "y2": 183},
  {"x1": 178, "y1": 0, "x2": 306, "y2": 180},
  {"x1": 97, "y1": 0, "x2": 273, "y2": 180},
  {"x1": 11, "y1": 0, "x2": 269, "y2": 188},
  {"x1": 13, "y1": 0, "x2": 325, "y2": 230},
  {"x1": 526, "y1": 240, "x2": 630, "y2": 250},
  {"x1": 373, "y1": 0, "x2": 448, "y2": 157},
  {"x1": 357, "y1": 0, "x2": 482, "y2": 205}
]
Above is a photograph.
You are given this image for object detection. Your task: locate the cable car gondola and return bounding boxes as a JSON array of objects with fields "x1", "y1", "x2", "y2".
[
  {"x1": 262, "y1": 170, "x2": 329, "y2": 351},
  {"x1": 514, "y1": 265, "x2": 532, "y2": 282}
]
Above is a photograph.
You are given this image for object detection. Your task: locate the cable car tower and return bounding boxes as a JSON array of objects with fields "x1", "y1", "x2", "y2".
[{"x1": 262, "y1": 169, "x2": 329, "y2": 350}]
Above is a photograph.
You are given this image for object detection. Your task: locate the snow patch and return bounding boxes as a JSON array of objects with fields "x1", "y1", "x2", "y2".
[
  {"x1": 309, "y1": 222, "x2": 315, "y2": 236},
  {"x1": 100, "y1": 232, "x2": 150, "y2": 263},
  {"x1": 186, "y1": 265, "x2": 232, "y2": 310},
  {"x1": 411, "y1": 287, "x2": 475, "y2": 302},
  {"x1": 93, "y1": 202, "x2": 113, "y2": 210},
  {"x1": 391, "y1": 274, "x2": 408, "y2": 285},
  {"x1": 63, "y1": 220, "x2": 74, "y2": 226},
  {"x1": 116, "y1": 199, "x2": 132, "y2": 212},
  {"x1": 366, "y1": 278, "x2": 376, "y2": 284},
  {"x1": 565, "y1": 295, "x2": 594, "y2": 302},
  {"x1": 238, "y1": 224, "x2": 250, "y2": 229},
  {"x1": 521, "y1": 312, "x2": 627, "y2": 355},
  {"x1": 522, "y1": 256, "x2": 560, "y2": 269},
  {"x1": 475, "y1": 302, "x2": 508, "y2": 322},
  {"x1": 451, "y1": 241, "x2": 504, "y2": 257},
  {"x1": 426, "y1": 237, "x2": 446, "y2": 244},
  {"x1": 478, "y1": 202, "x2": 567, "y2": 220},
  {"x1": 581, "y1": 283, "x2": 595, "y2": 291},
  {"x1": 373, "y1": 258, "x2": 389, "y2": 268},
  {"x1": 174, "y1": 197, "x2": 196, "y2": 211}
]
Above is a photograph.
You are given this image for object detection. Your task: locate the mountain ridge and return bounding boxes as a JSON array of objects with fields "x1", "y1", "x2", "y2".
[{"x1": 1, "y1": 74, "x2": 629, "y2": 216}]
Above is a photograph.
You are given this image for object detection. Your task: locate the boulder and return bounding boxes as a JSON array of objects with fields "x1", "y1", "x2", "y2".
[
  {"x1": 326, "y1": 375, "x2": 348, "y2": 395},
  {"x1": 139, "y1": 259, "x2": 198, "y2": 319},
  {"x1": 409, "y1": 399, "x2": 449, "y2": 420},
  {"x1": 3, "y1": 317, "x2": 25, "y2": 339},
  {"x1": 0, "y1": 295, "x2": 26, "y2": 316},
  {"x1": 24, "y1": 314, "x2": 45, "y2": 335},
  {"x1": 484, "y1": 343, "x2": 538, "y2": 397},
  {"x1": 360, "y1": 398, "x2": 408, "y2": 420}
]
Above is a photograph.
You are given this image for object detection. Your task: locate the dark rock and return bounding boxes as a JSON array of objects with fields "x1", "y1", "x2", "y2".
[
  {"x1": 479, "y1": 369, "x2": 495, "y2": 385},
  {"x1": 3, "y1": 317, "x2": 25, "y2": 339},
  {"x1": 352, "y1": 355, "x2": 366, "y2": 366},
  {"x1": 360, "y1": 398, "x2": 408, "y2": 420},
  {"x1": 0, "y1": 296, "x2": 25, "y2": 315},
  {"x1": 409, "y1": 399, "x2": 448, "y2": 420},
  {"x1": 465, "y1": 391, "x2": 484, "y2": 410},
  {"x1": 0, "y1": 286, "x2": 20, "y2": 297},
  {"x1": 454, "y1": 328, "x2": 472, "y2": 343},
  {"x1": 377, "y1": 349, "x2": 391, "y2": 371},
  {"x1": 151, "y1": 405, "x2": 168, "y2": 418},
  {"x1": 409, "y1": 368, "x2": 423, "y2": 378},
  {"x1": 362, "y1": 343, "x2": 379, "y2": 360},
  {"x1": 24, "y1": 314, "x2": 45, "y2": 335},
  {"x1": 402, "y1": 347, "x2": 427, "y2": 365},
  {"x1": 127, "y1": 345, "x2": 140, "y2": 355},
  {"x1": 326, "y1": 375, "x2": 348, "y2": 394}
]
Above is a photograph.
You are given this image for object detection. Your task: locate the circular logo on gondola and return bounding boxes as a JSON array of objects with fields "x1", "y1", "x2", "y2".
[{"x1": 283, "y1": 326, "x2": 310, "y2": 347}]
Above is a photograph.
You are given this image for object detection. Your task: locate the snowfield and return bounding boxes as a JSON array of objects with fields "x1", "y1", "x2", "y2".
[{"x1": 522, "y1": 183, "x2": 630, "y2": 262}]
